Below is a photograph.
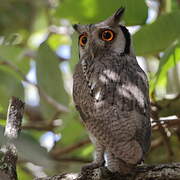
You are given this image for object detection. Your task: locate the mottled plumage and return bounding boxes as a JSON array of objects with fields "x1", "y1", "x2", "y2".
[{"x1": 73, "y1": 8, "x2": 151, "y2": 174}]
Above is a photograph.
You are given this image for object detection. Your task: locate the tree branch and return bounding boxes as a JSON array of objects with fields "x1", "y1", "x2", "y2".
[
  {"x1": 51, "y1": 139, "x2": 91, "y2": 157},
  {"x1": 53, "y1": 157, "x2": 91, "y2": 164},
  {"x1": 0, "y1": 97, "x2": 25, "y2": 180},
  {"x1": 34, "y1": 163, "x2": 180, "y2": 180}
]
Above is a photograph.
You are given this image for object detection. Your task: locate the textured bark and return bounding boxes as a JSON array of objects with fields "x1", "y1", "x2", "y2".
[
  {"x1": 35, "y1": 163, "x2": 180, "y2": 180},
  {"x1": 0, "y1": 97, "x2": 25, "y2": 180}
]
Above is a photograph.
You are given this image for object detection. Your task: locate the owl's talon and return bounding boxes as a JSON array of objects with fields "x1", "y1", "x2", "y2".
[
  {"x1": 81, "y1": 161, "x2": 105, "y2": 172},
  {"x1": 88, "y1": 82, "x2": 91, "y2": 88},
  {"x1": 90, "y1": 90, "x2": 94, "y2": 97}
]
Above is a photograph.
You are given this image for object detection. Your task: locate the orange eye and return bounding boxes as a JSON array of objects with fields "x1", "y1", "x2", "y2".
[
  {"x1": 79, "y1": 34, "x2": 88, "y2": 47},
  {"x1": 101, "y1": 30, "x2": 114, "y2": 41}
]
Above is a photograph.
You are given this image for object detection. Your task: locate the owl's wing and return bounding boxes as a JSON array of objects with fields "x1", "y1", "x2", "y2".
[
  {"x1": 133, "y1": 67, "x2": 151, "y2": 156},
  {"x1": 85, "y1": 57, "x2": 151, "y2": 164}
]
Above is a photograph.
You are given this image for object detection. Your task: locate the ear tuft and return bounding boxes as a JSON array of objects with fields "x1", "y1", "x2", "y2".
[
  {"x1": 73, "y1": 24, "x2": 79, "y2": 31},
  {"x1": 114, "y1": 7, "x2": 125, "y2": 24},
  {"x1": 103, "y1": 7, "x2": 125, "y2": 26}
]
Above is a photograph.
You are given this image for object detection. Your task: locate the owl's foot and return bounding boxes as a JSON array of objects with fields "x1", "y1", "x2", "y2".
[
  {"x1": 137, "y1": 158, "x2": 144, "y2": 165},
  {"x1": 81, "y1": 160, "x2": 105, "y2": 172},
  {"x1": 78, "y1": 161, "x2": 105, "y2": 180}
]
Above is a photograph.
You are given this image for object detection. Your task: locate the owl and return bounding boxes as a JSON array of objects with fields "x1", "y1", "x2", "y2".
[{"x1": 73, "y1": 8, "x2": 151, "y2": 174}]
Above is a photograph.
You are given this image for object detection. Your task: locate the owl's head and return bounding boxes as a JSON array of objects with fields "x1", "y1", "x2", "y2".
[{"x1": 73, "y1": 8, "x2": 134, "y2": 59}]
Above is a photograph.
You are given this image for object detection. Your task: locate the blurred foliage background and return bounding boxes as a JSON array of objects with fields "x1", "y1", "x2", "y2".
[{"x1": 0, "y1": 0, "x2": 180, "y2": 179}]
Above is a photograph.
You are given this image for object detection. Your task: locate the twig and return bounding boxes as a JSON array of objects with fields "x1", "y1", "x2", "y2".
[
  {"x1": 150, "y1": 138, "x2": 163, "y2": 150},
  {"x1": 24, "y1": 48, "x2": 68, "y2": 62},
  {"x1": 37, "y1": 86, "x2": 69, "y2": 113},
  {"x1": 0, "y1": 97, "x2": 25, "y2": 180},
  {"x1": 152, "y1": 118, "x2": 180, "y2": 130},
  {"x1": 151, "y1": 109, "x2": 174, "y2": 161},
  {"x1": 25, "y1": 105, "x2": 45, "y2": 122},
  {"x1": 23, "y1": 110, "x2": 63, "y2": 131},
  {"x1": 53, "y1": 157, "x2": 91, "y2": 164},
  {"x1": 158, "y1": 124, "x2": 174, "y2": 161},
  {"x1": 22, "y1": 123, "x2": 55, "y2": 131},
  {"x1": 0, "y1": 60, "x2": 27, "y2": 82},
  {"x1": 177, "y1": 0, "x2": 180, "y2": 6},
  {"x1": 51, "y1": 139, "x2": 91, "y2": 157}
]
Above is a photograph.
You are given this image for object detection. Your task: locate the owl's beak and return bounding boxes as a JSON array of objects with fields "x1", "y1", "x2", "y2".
[{"x1": 89, "y1": 40, "x2": 98, "y2": 59}]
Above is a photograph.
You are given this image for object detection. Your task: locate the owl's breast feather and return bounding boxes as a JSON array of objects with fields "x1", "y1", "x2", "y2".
[{"x1": 73, "y1": 56, "x2": 149, "y2": 119}]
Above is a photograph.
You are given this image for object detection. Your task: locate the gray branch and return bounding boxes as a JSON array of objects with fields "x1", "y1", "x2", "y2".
[
  {"x1": 0, "y1": 97, "x2": 25, "y2": 180},
  {"x1": 35, "y1": 163, "x2": 180, "y2": 180},
  {"x1": 4, "y1": 97, "x2": 25, "y2": 140}
]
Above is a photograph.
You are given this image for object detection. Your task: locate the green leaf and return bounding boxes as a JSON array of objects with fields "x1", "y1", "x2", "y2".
[
  {"x1": 48, "y1": 34, "x2": 70, "y2": 51},
  {"x1": 0, "y1": 69, "x2": 24, "y2": 109},
  {"x1": 32, "y1": 9, "x2": 48, "y2": 32},
  {"x1": 150, "y1": 43, "x2": 180, "y2": 94},
  {"x1": 157, "y1": 98, "x2": 180, "y2": 117},
  {"x1": 133, "y1": 11, "x2": 180, "y2": 56},
  {"x1": 55, "y1": 0, "x2": 148, "y2": 25},
  {"x1": 36, "y1": 43, "x2": 69, "y2": 118},
  {"x1": 0, "y1": 45, "x2": 30, "y2": 74},
  {"x1": 0, "y1": 0, "x2": 35, "y2": 36},
  {"x1": 59, "y1": 107, "x2": 85, "y2": 146},
  {"x1": 80, "y1": 144, "x2": 94, "y2": 157},
  {"x1": 0, "y1": 46, "x2": 26, "y2": 108},
  {"x1": 17, "y1": 165, "x2": 33, "y2": 180},
  {"x1": 70, "y1": 33, "x2": 79, "y2": 71},
  {"x1": 70, "y1": 143, "x2": 93, "y2": 159},
  {"x1": 0, "y1": 126, "x2": 55, "y2": 168}
]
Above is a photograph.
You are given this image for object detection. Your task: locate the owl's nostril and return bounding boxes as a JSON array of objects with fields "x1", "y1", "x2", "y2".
[{"x1": 87, "y1": 41, "x2": 98, "y2": 58}]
